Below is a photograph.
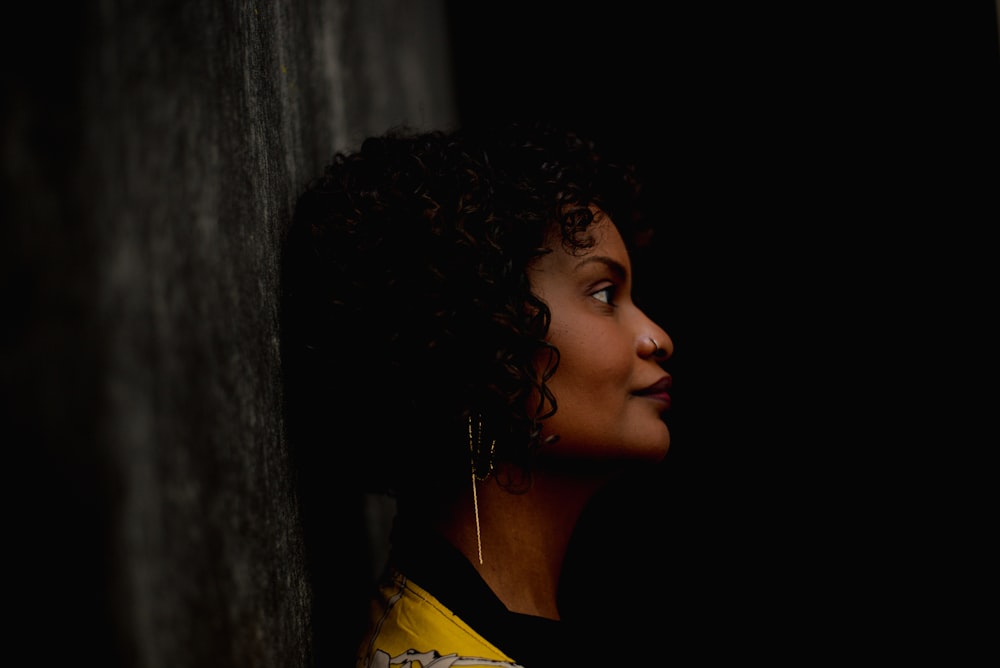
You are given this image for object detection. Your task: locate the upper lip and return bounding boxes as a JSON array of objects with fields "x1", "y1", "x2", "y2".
[{"x1": 635, "y1": 375, "x2": 672, "y2": 395}]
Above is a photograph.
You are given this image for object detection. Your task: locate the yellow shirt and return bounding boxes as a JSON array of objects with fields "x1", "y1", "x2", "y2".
[{"x1": 355, "y1": 568, "x2": 524, "y2": 668}]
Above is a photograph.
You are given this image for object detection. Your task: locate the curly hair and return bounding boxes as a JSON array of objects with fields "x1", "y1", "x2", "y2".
[{"x1": 280, "y1": 120, "x2": 647, "y2": 504}]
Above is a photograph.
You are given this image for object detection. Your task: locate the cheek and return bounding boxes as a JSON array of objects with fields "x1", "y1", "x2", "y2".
[{"x1": 551, "y1": 328, "x2": 633, "y2": 395}]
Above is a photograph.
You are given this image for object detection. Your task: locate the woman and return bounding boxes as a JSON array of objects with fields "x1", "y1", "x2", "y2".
[{"x1": 281, "y1": 120, "x2": 674, "y2": 667}]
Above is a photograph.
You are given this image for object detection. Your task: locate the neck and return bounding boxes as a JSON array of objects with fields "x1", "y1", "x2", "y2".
[{"x1": 436, "y1": 463, "x2": 616, "y2": 620}]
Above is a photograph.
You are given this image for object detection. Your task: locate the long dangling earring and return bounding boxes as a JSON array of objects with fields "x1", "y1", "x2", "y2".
[{"x1": 468, "y1": 413, "x2": 496, "y2": 565}]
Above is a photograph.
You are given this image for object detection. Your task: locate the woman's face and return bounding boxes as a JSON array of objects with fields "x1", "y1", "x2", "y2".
[{"x1": 527, "y1": 209, "x2": 673, "y2": 464}]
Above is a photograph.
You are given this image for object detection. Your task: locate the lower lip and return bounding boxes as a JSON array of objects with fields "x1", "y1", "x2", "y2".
[{"x1": 640, "y1": 392, "x2": 671, "y2": 408}]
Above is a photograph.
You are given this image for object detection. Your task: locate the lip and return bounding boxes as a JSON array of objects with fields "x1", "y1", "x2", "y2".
[{"x1": 635, "y1": 375, "x2": 672, "y2": 408}]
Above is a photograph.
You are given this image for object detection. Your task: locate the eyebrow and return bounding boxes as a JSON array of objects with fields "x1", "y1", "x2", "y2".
[{"x1": 574, "y1": 256, "x2": 628, "y2": 281}]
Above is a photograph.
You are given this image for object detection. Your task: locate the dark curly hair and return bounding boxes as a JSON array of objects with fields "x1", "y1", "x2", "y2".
[{"x1": 280, "y1": 120, "x2": 648, "y2": 506}]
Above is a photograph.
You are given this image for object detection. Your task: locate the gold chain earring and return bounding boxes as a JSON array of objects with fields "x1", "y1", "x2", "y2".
[{"x1": 468, "y1": 414, "x2": 496, "y2": 564}]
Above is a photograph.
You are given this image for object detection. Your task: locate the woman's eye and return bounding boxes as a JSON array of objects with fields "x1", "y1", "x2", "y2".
[{"x1": 591, "y1": 285, "x2": 616, "y2": 305}]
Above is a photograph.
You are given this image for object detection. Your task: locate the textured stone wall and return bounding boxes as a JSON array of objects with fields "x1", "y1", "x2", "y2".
[{"x1": 2, "y1": 2, "x2": 454, "y2": 666}]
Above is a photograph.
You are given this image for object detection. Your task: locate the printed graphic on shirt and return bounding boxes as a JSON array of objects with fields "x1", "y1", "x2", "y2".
[{"x1": 369, "y1": 648, "x2": 522, "y2": 667}]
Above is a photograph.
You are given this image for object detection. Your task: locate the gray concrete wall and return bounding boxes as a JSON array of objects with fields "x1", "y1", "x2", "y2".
[{"x1": 2, "y1": 2, "x2": 454, "y2": 666}]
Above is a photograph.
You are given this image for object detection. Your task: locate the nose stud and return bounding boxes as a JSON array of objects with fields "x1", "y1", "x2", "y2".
[{"x1": 649, "y1": 337, "x2": 667, "y2": 358}]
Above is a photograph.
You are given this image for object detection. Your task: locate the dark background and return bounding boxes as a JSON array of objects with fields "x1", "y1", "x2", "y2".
[
  {"x1": 445, "y1": 0, "x2": 1000, "y2": 659},
  {"x1": 3, "y1": 1, "x2": 996, "y2": 666}
]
